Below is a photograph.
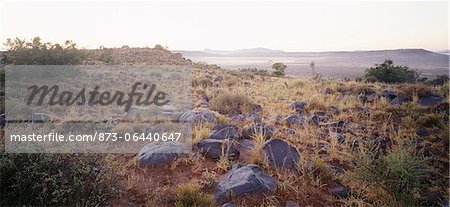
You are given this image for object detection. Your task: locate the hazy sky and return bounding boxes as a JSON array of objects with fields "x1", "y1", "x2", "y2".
[{"x1": 1, "y1": 1, "x2": 448, "y2": 51}]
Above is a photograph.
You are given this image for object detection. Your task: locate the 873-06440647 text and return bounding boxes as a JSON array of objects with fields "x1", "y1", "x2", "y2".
[{"x1": 9, "y1": 132, "x2": 182, "y2": 142}]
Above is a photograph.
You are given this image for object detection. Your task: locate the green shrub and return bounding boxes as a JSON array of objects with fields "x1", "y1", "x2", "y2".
[
  {"x1": 347, "y1": 140, "x2": 442, "y2": 206},
  {"x1": 271, "y1": 62, "x2": 287, "y2": 77},
  {"x1": 239, "y1": 68, "x2": 270, "y2": 76},
  {"x1": 4, "y1": 37, "x2": 85, "y2": 65},
  {"x1": 364, "y1": 59, "x2": 420, "y2": 83},
  {"x1": 0, "y1": 154, "x2": 120, "y2": 206}
]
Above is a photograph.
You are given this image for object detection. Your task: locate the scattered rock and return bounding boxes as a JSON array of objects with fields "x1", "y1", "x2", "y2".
[
  {"x1": 263, "y1": 139, "x2": 300, "y2": 171},
  {"x1": 285, "y1": 200, "x2": 300, "y2": 207},
  {"x1": 197, "y1": 139, "x2": 240, "y2": 160},
  {"x1": 418, "y1": 95, "x2": 444, "y2": 106},
  {"x1": 285, "y1": 128, "x2": 296, "y2": 135},
  {"x1": 161, "y1": 105, "x2": 177, "y2": 116},
  {"x1": 329, "y1": 105, "x2": 340, "y2": 114},
  {"x1": 390, "y1": 97, "x2": 411, "y2": 105},
  {"x1": 381, "y1": 90, "x2": 398, "y2": 101},
  {"x1": 288, "y1": 100, "x2": 308, "y2": 113},
  {"x1": 177, "y1": 109, "x2": 216, "y2": 124},
  {"x1": 229, "y1": 114, "x2": 245, "y2": 122},
  {"x1": 332, "y1": 133, "x2": 345, "y2": 144},
  {"x1": 416, "y1": 128, "x2": 431, "y2": 137},
  {"x1": 308, "y1": 114, "x2": 328, "y2": 125},
  {"x1": 27, "y1": 113, "x2": 52, "y2": 122},
  {"x1": 209, "y1": 124, "x2": 240, "y2": 140},
  {"x1": 330, "y1": 165, "x2": 345, "y2": 174},
  {"x1": 330, "y1": 182, "x2": 350, "y2": 198},
  {"x1": 250, "y1": 103, "x2": 263, "y2": 113},
  {"x1": 357, "y1": 91, "x2": 376, "y2": 103},
  {"x1": 222, "y1": 203, "x2": 237, "y2": 207},
  {"x1": 284, "y1": 114, "x2": 306, "y2": 127},
  {"x1": 242, "y1": 124, "x2": 276, "y2": 139},
  {"x1": 246, "y1": 112, "x2": 262, "y2": 123},
  {"x1": 214, "y1": 164, "x2": 277, "y2": 204},
  {"x1": 137, "y1": 142, "x2": 185, "y2": 167}
]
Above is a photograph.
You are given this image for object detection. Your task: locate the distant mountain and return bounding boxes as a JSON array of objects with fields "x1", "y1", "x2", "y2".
[
  {"x1": 174, "y1": 47, "x2": 285, "y2": 56},
  {"x1": 174, "y1": 48, "x2": 449, "y2": 77}
]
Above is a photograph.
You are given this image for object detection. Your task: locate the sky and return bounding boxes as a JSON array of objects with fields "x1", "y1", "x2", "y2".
[{"x1": 1, "y1": 1, "x2": 448, "y2": 52}]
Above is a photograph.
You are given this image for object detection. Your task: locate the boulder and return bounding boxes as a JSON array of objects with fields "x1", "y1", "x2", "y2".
[
  {"x1": 418, "y1": 95, "x2": 444, "y2": 106},
  {"x1": 285, "y1": 201, "x2": 300, "y2": 207},
  {"x1": 250, "y1": 103, "x2": 263, "y2": 113},
  {"x1": 208, "y1": 124, "x2": 240, "y2": 140},
  {"x1": 177, "y1": 109, "x2": 216, "y2": 124},
  {"x1": 333, "y1": 133, "x2": 345, "y2": 144},
  {"x1": 197, "y1": 139, "x2": 240, "y2": 160},
  {"x1": 330, "y1": 182, "x2": 350, "y2": 198},
  {"x1": 246, "y1": 112, "x2": 262, "y2": 123},
  {"x1": 357, "y1": 91, "x2": 376, "y2": 103},
  {"x1": 390, "y1": 97, "x2": 411, "y2": 105},
  {"x1": 284, "y1": 114, "x2": 306, "y2": 127},
  {"x1": 242, "y1": 124, "x2": 276, "y2": 139},
  {"x1": 229, "y1": 114, "x2": 245, "y2": 122},
  {"x1": 214, "y1": 164, "x2": 277, "y2": 204},
  {"x1": 263, "y1": 139, "x2": 300, "y2": 171},
  {"x1": 381, "y1": 90, "x2": 398, "y2": 101},
  {"x1": 416, "y1": 128, "x2": 431, "y2": 137},
  {"x1": 27, "y1": 113, "x2": 52, "y2": 122},
  {"x1": 137, "y1": 142, "x2": 185, "y2": 167},
  {"x1": 288, "y1": 100, "x2": 308, "y2": 113}
]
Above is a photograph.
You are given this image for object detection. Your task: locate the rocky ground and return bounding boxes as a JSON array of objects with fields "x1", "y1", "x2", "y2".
[
  {"x1": 97, "y1": 48, "x2": 449, "y2": 207},
  {"x1": 1, "y1": 47, "x2": 447, "y2": 206}
]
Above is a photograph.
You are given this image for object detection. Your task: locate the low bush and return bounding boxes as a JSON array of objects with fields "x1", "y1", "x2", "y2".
[
  {"x1": 209, "y1": 92, "x2": 251, "y2": 115},
  {"x1": 0, "y1": 154, "x2": 120, "y2": 206},
  {"x1": 364, "y1": 59, "x2": 420, "y2": 83}
]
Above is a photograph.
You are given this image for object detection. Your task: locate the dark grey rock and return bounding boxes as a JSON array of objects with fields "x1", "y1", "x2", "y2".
[
  {"x1": 242, "y1": 124, "x2": 276, "y2": 140},
  {"x1": 416, "y1": 128, "x2": 431, "y2": 137},
  {"x1": 308, "y1": 114, "x2": 328, "y2": 125},
  {"x1": 333, "y1": 133, "x2": 345, "y2": 144},
  {"x1": 214, "y1": 164, "x2": 277, "y2": 204},
  {"x1": 330, "y1": 182, "x2": 350, "y2": 198},
  {"x1": 229, "y1": 114, "x2": 245, "y2": 122},
  {"x1": 284, "y1": 114, "x2": 306, "y2": 127},
  {"x1": 285, "y1": 200, "x2": 300, "y2": 207},
  {"x1": 137, "y1": 142, "x2": 185, "y2": 168},
  {"x1": 418, "y1": 95, "x2": 444, "y2": 106},
  {"x1": 357, "y1": 91, "x2": 376, "y2": 103},
  {"x1": 251, "y1": 103, "x2": 263, "y2": 113},
  {"x1": 263, "y1": 139, "x2": 300, "y2": 171},
  {"x1": 209, "y1": 124, "x2": 240, "y2": 140},
  {"x1": 285, "y1": 128, "x2": 296, "y2": 135},
  {"x1": 27, "y1": 113, "x2": 51, "y2": 122},
  {"x1": 390, "y1": 97, "x2": 411, "y2": 105},
  {"x1": 330, "y1": 165, "x2": 345, "y2": 174},
  {"x1": 288, "y1": 100, "x2": 308, "y2": 113},
  {"x1": 222, "y1": 203, "x2": 237, "y2": 207},
  {"x1": 329, "y1": 105, "x2": 340, "y2": 114},
  {"x1": 381, "y1": 90, "x2": 398, "y2": 101},
  {"x1": 246, "y1": 112, "x2": 262, "y2": 123},
  {"x1": 178, "y1": 109, "x2": 216, "y2": 124},
  {"x1": 197, "y1": 139, "x2": 240, "y2": 160}
]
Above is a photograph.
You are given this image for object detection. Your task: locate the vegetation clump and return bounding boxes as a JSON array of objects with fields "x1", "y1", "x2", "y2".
[{"x1": 364, "y1": 59, "x2": 420, "y2": 83}]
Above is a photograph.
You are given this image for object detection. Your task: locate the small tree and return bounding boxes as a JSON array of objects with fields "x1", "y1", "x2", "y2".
[
  {"x1": 271, "y1": 62, "x2": 286, "y2": 77},
  {"x1": 364, "y1": 59, "x2": 420, "y2": 83}
]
